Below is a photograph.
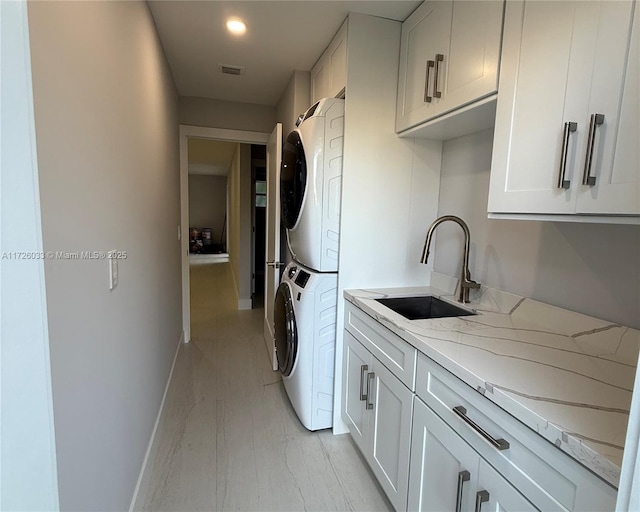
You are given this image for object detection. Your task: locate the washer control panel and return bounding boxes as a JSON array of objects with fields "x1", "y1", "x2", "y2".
[{"x1": 294, "y1": 270, "x2": 310, "y2": 288}]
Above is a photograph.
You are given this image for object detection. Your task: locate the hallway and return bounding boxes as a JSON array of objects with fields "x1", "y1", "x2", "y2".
[{"x1": 142, "y1": 263, "x2": 390, "y2": 511}]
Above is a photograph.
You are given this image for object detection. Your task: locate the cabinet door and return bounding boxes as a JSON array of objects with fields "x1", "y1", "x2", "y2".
[
  {"x1": 327, "y1": 20, "x2": 347, "y2": 99},
  {"x1": 476, "y1": 459, "x2": 539, "y2": 512},
  {"x1": 408, "y1": 398, "x2": 479, "y2": 512},
  {"x1": 310, "y1": 61, "x2": 330, "y2": 106},
  {"x1": 342, "y1": 331, "x2": 371, "y2": 452},
  {"x1": 397, "y1": 1, "x2": 503, "y2": 133},
  {"x1": 368, "y1": 357, "x2": 414, "y2": 512},
  {"x1": 396, "y1": 1, "x2": 452, "y2": 132},
  {"x1": 441, "y1": 1, "x2": 503, "y2": 116},
  {"x1": 489, "y1": 1, "x2": 590, "y2": 214},
  {"x1": 310, "y1": 20, "x2": 347, "y2": 103},
  {"x1": 576, "y1": 1, "x2": 638, "y2": 215}
]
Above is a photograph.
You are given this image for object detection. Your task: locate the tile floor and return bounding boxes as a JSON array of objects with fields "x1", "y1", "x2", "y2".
[{"x1": 142, "y1": 262, "x2": 391, "y2": 511}]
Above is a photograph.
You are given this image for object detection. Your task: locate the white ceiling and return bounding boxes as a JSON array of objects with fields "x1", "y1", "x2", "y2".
[{"x1": 148, "y1": 1, "x2": 421, "y2": 106}]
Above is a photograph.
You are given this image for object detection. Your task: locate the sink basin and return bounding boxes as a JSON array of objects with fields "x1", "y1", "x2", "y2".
[{"x1": 375, "y1": 295, "x2": 476, "y2": 320}]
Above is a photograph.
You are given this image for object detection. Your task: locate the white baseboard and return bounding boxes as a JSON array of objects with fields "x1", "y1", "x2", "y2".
[
  {"x1": 238, "y1": 298, "x2": 252, "y2": 310},
  {"x1": 188, "y1": 253, "x2": 229, "y2": 265},
  {"x1": 128, "y1": 330, "x2": 184, "y2": 512}
]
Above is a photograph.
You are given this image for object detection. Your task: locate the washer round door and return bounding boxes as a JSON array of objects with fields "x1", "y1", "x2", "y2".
[
  {"x1": 280, "y1": 130, "x2": 307, "y2": 230},
  {"x1": 274, "y1": 282, "x2": 298, "y2": 376}
]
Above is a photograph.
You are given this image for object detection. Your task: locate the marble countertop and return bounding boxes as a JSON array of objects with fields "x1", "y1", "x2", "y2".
[{"x1": 344, "y1": 284, "x2": 640, "y2": 488}]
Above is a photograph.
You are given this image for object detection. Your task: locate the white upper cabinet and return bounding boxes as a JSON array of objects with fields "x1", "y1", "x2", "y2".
[
  {"x1": 310, "y1": 20, "x2": 347, "y2": 104},
  {"x1": 396, "y1": 0, "x2": 504, "y2": 135},
  {"x1": 577, "y1": 2, "x2": 640, "y2": 215},
  {"x1": 488, "y1": 0, "x2": 639, "y2": 219}
]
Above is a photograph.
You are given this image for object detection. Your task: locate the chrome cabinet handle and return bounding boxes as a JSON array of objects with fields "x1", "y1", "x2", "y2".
[
  {"x1": 366, "y1": 372, "x2": 375, "y2": 410},
  {"x1": 424, "y1": 60, "x2": 435, "y2": 103},
  {"x1": 434, "y1": 54, "x2": 444, "y2": 98},
  {"x1": 359, "y1": 364, "x2": 369, "y2": 401},
  {"x1": 453, "y1": 406, "x2": 510, "y2": 450},
  {"x1": 583, "y1": 113, "x2": 605, "y2": 186},
  {"x1": 455, "y1": 470, "x2": 470, "y2": 512},
  {"x1": 475, "y1": 490, "x2": 490, "y2": 512},
  {"x1": 266, "y1": 261, "x2": 284, "y2": 268},
  {"x1": 557, "y1": 121, "x2": 577, "y2": 189}
]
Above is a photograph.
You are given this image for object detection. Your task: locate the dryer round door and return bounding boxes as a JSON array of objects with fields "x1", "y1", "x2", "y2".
[
  {"x1": 274, "y1": 282, "x2": 298, "y2": 376},
  {"x1": 280, "y1": 130, "x2": 306, "y2": 230}
]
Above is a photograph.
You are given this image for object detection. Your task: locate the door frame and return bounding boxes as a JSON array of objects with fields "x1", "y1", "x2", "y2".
[{"x1": 179, "y1": 125, "x2": 269, "y2": 342}]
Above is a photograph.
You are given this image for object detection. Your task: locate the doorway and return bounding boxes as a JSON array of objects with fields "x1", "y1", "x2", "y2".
[
  {"x1": 179, "y1": 126, "x2": 270, "y2": 343},
  {"x1": 187, "y1": 138, "x2": 234, "y2": 263}
]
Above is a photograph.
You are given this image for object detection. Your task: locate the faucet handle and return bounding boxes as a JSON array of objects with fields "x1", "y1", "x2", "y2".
[
  {"x1": 462, "y1": 279, "x2": 481, "y2": 289},
  {"x1": 460, "y1": 279, "x2": 481, "y2": 304}
]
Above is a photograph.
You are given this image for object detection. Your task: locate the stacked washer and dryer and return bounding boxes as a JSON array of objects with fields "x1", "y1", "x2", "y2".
[{"x1": 274, "y1": 98, "x2": 344, "y2": 431}]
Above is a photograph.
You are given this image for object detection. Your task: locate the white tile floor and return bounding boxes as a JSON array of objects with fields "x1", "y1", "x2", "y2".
[{"x1": 142, "y1": 263, "x2": 391, "y2": 512}]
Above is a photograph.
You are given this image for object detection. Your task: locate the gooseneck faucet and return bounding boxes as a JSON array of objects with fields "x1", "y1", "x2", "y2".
[{"x1": 421, "y1": 215, "x2": 480, "y2": 303}]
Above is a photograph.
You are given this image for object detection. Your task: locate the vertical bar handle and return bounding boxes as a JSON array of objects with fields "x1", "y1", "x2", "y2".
[
  {"x1": 582, "y1": 113, "x2": 605, "y2": 186},
  {"x1": 475, "y1": 490, "x2": 490, "y2": 512},
  {"x1": 434, "y1": 54, "x2": 444, "y2": 98},
  {"x1": 557, "y1": 121, "x2": 577, "y2": 189},
  {"x1": 424, "y1": 60, "x2": 435, "y2": 103},
  {"x1": 359, "y1": 365, "x2": 368, "y2": 401},
  {"x1": 366, "y1": 372, "x2": 375, "y2": 410},
  {"x1": 455, "y1": 470, "x2": 470, "y2": 512}
]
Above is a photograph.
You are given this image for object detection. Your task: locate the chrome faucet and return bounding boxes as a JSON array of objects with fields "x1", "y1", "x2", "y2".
[{"x1": 421, "y1": 215, "x2": 480, "y2": 303}]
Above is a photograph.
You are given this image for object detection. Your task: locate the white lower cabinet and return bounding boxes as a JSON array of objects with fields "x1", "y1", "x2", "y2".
[
  {"x1": 408, "y1": 397, "x2": 479, "y2": 511},
  {"x1": 343, "y1": 331, "x2": 370, "y2": 452},
  {"x1": 343, "y1": 331, "x2": 413, "y2": 511},
  {"x1": 409, "y1": 397, "x2": 536, "y2": 512},
  {"x1": 477, "y1": 459, "x2": 538, "y2": 512},
  {"x1": 342, "y1": 304, "x2": 616, "y2": 512}
]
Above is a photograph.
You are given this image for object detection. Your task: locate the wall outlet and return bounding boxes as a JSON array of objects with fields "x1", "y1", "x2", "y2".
[{"x1": 109, "y1": 255, "x2": 118, "y2": 290}]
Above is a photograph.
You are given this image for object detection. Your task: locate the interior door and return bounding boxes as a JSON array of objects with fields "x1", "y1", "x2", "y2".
[{"x1": 264, "y1": 123, "x2": 283, "y2": 371}]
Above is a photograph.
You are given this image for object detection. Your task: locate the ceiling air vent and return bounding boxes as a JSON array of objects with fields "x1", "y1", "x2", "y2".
[{"x1": 218, "y1": 64, "x2": 245, "y2": 76}]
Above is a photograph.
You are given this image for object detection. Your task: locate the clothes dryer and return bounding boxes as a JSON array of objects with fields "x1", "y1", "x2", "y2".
[
  {"x1": 280, "y1": 98, "x2": 344, "y2": 272},
  {"x1": 274, "y1": 262, "x2": 337, "y2": 430}
]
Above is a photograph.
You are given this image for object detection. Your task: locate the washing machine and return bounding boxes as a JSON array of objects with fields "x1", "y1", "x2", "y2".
[
  {"x1": 274, "y1": 261, "x2": 338, "y2": 431},
  {"x1": 280, "y1": 98, "x2": 344, "y2": 272}
]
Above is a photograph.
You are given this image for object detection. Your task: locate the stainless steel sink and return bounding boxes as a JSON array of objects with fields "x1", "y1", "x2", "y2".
[{"x1": 375, "y1": 295, "x2": 476, "y2": 320}]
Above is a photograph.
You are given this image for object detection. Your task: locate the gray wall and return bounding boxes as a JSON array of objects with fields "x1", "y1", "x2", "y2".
[
  {"x1": 434, "y1": 128, "x2": 640, "y2": 329},
  {"x1": 228, "y1": 145, "x2": 253, "y2": 307},
  {"x1": 179, "y1": 96, "x2": 277, "y2": 133},
  {"x1": 188, "y1": 174, "x2": 227, "y2": 242},
  {"x1": 28, "y1": 2, "x2": 182, "y2": 510},
  {"x1": 276, "y1": 70, "x2": 311, "y2": 141}
]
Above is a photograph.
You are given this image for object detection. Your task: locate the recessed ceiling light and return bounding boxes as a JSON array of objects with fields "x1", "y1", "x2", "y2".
[{"x1": 226, "y1": 18, "x2": 246, "y2": 35}]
